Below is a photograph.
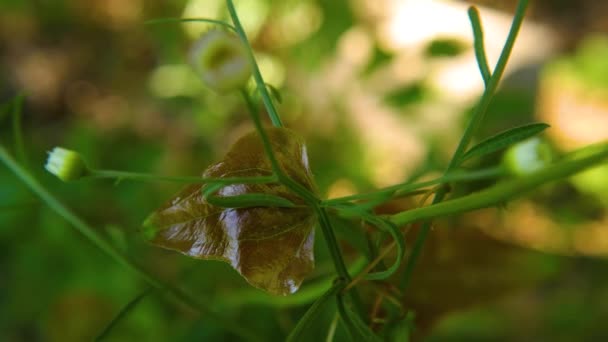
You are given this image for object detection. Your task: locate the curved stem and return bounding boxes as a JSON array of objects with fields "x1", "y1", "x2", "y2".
[{"x1": 226, "y1": 0, "x2": 283, "y2": 127}]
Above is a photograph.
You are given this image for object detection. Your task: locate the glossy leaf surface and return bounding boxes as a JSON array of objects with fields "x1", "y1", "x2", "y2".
[{"x1": 143, "y1": 128, "x2": 317, "y2": 295}]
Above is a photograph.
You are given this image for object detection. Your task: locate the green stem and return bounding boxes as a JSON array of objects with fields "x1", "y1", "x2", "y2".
[
  {"x1": 90, "y1": 169, "x2": 276, "y2": 185},
  {"x1": 240, "y1": 88, "x2": 284, "y2": 173},
  {"x1": 468, "y1": 6, "x2": 492, "y2": 85},
  {"x1": 453, "y1": 0, "x2": 529, "y2": 167},
  {"x1": 144, "y1": 17, "x2": 236, "y2": 31},
  {"x1": 390, "y1": 143, "x2": 608, "y2": 227},
  {"x1": 399, "y1": 0, "x2": 529, "y2": 292},
  {"x1": 241, "y1": 89, "x2": 353, "y2": 296},
  {"x1": 0, "y1": 145, "x2": 262, "y2": 341},
  {"x1": 315, "y1": 206, "x2": 352, "y2": 281},
  {"x1": 286, "y1": 279, "x2": 346, "y2": 342},
  {"x1": 322, "y1": 166, "x2": 504, "y2": 206},
  {"x1": 226, "y1": 0, "x2": 283, "y2": 127},
  {"x1": 96, "y1": 287, "x2": 153, "y2": 341}
]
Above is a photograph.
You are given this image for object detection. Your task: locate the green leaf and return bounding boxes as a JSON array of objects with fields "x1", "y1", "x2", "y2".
[
  {"x1": 460, "y1": 123, "x2": 550, "y2": 163},
  {"x1": 143, "y1": 128, "x2": 317, "y2": 295},
  {"x1": 265, "y1": 83, "x2": 283, "y2": 104}
]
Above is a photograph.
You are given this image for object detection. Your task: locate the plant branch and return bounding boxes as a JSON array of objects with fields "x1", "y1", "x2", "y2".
[
  {"x1": 90, "y1": 169, "x2": 277, "y2": 185},
  {"x1": 227, "y1": 0, "x2": 283, "y2": 127},
  {"x1": 322, "y1": 166, "x2": 504, "y2": 206},
  {"x1": 399, "y1": 0, "x2": 529, "y2": 292},
  {"x1": 390, "y1": 143, "x2": 608, "y2": 226}
]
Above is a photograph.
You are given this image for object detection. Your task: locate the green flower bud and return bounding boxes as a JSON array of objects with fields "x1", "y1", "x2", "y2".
[
  {"x1": 189, "y1": 30, "x2": 252, "y2": 93},
  {"x1": 503, "y1": 138, "x2": 553, "y2": 176},
  {"x1": 44, "y1": 147, "x2": 88, "y2": 181}
]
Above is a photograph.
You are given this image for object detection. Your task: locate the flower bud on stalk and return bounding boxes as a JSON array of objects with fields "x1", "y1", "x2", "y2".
[
  {"x1": 45, "y1": 147, "x2": 89, "y2": 182},
  {"x1": 503, "y1": 137, "x2": 553, "y2": 176},
  {"x1": 189, "y1": 30, "x2": 252, "y2": 93}
]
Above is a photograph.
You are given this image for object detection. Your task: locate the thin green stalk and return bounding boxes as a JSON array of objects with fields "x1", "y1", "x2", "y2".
[
  {"x1": 230, "y1": 2, "x2": 362, "y2": 325},
  {"x1": 0, "y1": 145, "x2": 261, "y2": 341},
  {"x1": 240, "y1": 90, "x2": 350, "y2": 282},
  {"x1": 240, "y1": 88, "x2": 284, "y2": 174},
  {"x1": 400, "y1": 0, "x2": 529, "y2": 292},
  {"x1": 468, "y1": 6, "x2": 492, "y2": 85},
  {"x1": 226, "y1": 0, "x2": 283, "y2": 127},
  {"x1": 316, "y1": 206, "x2": 352, "y2": 281},
  {"x1": 322, "y1": 166, "x2": 504, "y2": 206},
  {"x1": 96, "y1": 287, "x2": 153, "y2": 341},
  {"x1": 286, "y1": 279, "x2": 345, "y2": 342},
  {"x1": 90, "y1": 169, "x2": 277, "y2": 185},
  {"x1": 326, "y1": 313, "x2": 339, "y2": 342},
  {"x1": 453, "y1": 0, "x2": 529, "y2": 167},
  {"x1": 144, "y1": 17, "x2": 236, "y2": 31},
  {"x1": 390, "y1": 143, "x2": 608, "y2": 227}
]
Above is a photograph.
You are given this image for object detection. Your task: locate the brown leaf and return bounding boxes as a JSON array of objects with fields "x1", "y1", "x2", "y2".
[{"x1": 143, "y1": 128, "x2": 317, "y2": 295}]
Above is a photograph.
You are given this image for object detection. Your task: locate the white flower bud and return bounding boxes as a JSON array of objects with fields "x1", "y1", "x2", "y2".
[{"x1": 45, "y1": 147, "x2": 88, "y2": 182}]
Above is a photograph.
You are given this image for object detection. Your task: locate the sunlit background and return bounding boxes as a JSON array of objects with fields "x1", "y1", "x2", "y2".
[{"x1": 1, "y1": 0, "x2": 608, "y2": 340}]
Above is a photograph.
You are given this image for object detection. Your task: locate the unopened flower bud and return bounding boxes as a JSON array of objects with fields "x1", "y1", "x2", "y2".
[
  {"x1": 45, "y1": 147, "x2": 88, "y2": 181},
  {"x1": 503, "y1": 138, "x2": 552, "y2": 175},
  {"x1": 190, "y1": 30, "x2": 252, "y2": 93}
]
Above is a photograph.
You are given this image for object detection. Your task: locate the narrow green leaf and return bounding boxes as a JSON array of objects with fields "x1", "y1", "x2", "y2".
[
  {"x1": 336, "y1": 294, "x2": 382, "y2": 342},
  {"x1": 468, "y1": 6, "x2": 492, "y2": 85},
  {"x1": 265, "y1": 83, "x2": 283, "y2": 104},
  {"x1": 207, "y1": 193, "x2": 296, "y2": 208},
  {"x1": 461, "y1": 123, "x2": 549, "y2": 163}
]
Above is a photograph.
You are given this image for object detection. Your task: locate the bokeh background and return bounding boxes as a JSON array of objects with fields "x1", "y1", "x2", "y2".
[{"x1": 1, "y1": 0, "x2": 608, "y2": 340}]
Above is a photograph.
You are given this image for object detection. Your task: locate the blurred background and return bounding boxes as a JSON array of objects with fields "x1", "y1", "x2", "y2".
[{"x1": 1, "y1": 0, "x2": 608, "y2": 340}]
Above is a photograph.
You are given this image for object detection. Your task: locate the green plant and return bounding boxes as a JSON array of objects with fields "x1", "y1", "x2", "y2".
[{"x1": 2, "y1": 0, "x2": 608, "y2": 340}]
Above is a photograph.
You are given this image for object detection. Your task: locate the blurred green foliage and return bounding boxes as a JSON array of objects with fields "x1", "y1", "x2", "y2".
[{"x1": 1, "y1": 0, "x2": 608, "y2": 341}]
